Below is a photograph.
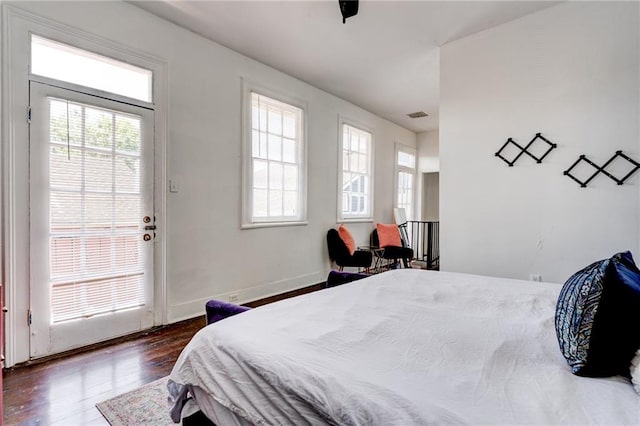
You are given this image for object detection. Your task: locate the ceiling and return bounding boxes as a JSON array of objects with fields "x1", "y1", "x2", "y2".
[{"x1": 132, "y1": 1, "x2": 559, "y2": 133}]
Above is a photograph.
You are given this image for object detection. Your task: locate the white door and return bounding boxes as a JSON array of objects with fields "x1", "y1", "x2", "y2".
[{"x1": 29, "y1": 82, "x2": 155, "y2": 358}]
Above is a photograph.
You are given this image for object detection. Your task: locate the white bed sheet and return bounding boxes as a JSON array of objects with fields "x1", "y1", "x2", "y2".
[{"x1": 170, "y1": 269, "x2": 640, "y2": 425}]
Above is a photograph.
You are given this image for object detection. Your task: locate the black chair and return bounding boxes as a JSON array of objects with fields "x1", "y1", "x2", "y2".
[
  {"x1": 327, "y1": 229, "x2": 373, "y2": 272},
  {"x1": 371, "y1": 228, "x2": 414, "y2": 269}
]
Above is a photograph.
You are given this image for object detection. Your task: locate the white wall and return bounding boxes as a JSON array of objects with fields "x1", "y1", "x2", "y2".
[
  {"x1": 417, "y1": 130, "x2": 439, "y2": 174},
  {"x1": 422, "y1": 173, "x2": 439, "y2": 222},
  {"x1": 416, "y1": 130, "x2": 439, "y2": 221},
  {"x1": 440, "y1": 2, "x2": 639, "y2": 283},
  {"x1": 1, "y1": 1, "x2": 415, "y2": 364}
]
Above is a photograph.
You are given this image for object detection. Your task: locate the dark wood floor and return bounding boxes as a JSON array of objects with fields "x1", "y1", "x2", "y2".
[
  {"x1": 4, "y1": 317, "x2": 205, "y2": 425},
  {"x1": 3, "y1": 283, "x2": 325, "y2": 426}
]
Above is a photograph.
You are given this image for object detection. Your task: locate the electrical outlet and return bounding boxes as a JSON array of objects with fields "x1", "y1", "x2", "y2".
[
  {"x1": 529, "y1": 274, "x2": 542, "y2": 282},
  {"x1": 229, "y1": 293, "x2": 239, "y2": 303}
]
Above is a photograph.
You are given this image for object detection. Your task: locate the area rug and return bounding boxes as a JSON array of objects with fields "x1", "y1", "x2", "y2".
[{"x1": 96, "y1": 376, "x2": 174, "y2": 426}]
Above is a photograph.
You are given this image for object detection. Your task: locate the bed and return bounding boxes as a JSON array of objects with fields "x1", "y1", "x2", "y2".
[{"x1": 168, "y1": 269, "x2": 640, "y2": 425}]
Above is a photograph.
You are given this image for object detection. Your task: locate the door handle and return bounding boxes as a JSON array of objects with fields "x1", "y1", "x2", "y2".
[{"x1": 144, "y1": 225, "x2": 157, "y2": 231}]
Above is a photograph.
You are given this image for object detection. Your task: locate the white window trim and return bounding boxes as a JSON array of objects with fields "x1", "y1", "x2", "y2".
[
  {"x1": 1, "y1": 4, "x2": 169, "y2": 366},
  {"x1": 337, "y1": 116, "x2": 375, "y2": 222},
  {"x1": 240, "y1": 78, "x2": 308, "y2": 229},
  {"x1": 394, "y1": 143, "x2": 417, "y2": 221}
]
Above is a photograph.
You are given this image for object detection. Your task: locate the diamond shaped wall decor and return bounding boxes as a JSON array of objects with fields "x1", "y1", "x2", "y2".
[
  {"x1": 563, "y1": 151, "x2": 640, "y2": 188},
  {"x1": 495, "y1": 133, "x2": 557, "y2": 167}
]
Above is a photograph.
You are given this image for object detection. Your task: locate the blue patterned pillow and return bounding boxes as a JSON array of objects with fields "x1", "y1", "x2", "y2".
[
  {"x1": 555, "y1": 257, "x2": 610, "y2": 376},
  {"x1": 555, "y1": 251, "x2": 640, "y2": 377}
]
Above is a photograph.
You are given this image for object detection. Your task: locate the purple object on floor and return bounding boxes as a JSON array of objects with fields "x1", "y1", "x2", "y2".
[{"x1": 205, "y1": 299, "x2": 251, "y2": 325}]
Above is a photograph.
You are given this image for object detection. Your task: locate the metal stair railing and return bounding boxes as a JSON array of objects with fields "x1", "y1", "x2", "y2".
[{"x1": 399, "y1": 221, "x2": 439, "y2": 270}]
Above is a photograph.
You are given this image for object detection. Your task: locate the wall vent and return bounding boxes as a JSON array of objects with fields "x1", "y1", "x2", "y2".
[{"x1": 407, "y1": 111, "x2": 428, "y2": 119}]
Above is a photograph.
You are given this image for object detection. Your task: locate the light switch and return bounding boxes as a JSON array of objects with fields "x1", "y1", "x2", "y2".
[{"x1": 169, "y1": 179, "x2": 179, "y2": 193}]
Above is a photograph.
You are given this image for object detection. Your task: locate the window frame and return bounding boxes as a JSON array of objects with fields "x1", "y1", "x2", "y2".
[
  {"x1": 337, "y1": 117, "x2": 375, "y2": 222},
  {"x1": 394, "y1": 143, "x2": 417, "y2": 221},
  {"x1": 241, "y1": 80, "x2": 308, "y2": 229}
]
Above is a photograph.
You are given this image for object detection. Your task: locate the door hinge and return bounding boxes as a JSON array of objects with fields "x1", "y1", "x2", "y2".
[
  {"x1": 28, "y1": 309, "x2": 32, "y2": 326},
  {"x1": 27, "y1": 106, "x2": 32, "y2": 124}
]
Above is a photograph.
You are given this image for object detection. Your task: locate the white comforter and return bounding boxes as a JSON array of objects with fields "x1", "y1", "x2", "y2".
[{"x1": 169, "y1": 269, "x2": 640, "y2": 425}]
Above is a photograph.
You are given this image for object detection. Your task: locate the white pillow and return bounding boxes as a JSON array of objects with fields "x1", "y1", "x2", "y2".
[{"x1": 631, "y1": 348, "x2": 640, "y2": 395}]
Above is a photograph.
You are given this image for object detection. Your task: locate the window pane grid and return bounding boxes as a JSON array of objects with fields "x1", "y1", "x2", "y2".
[
  {"x1": 396, "y1": 148, "x2": 415, "y2": 220},
  {"x1": 250, "y1": 93, "x2": 303, "y2": 221},
  {"x1": 341, "y1": 124, "x2": 372, "y2": 217},
  {"x1": 48, "y1": 97, "x2": 145, "y2": 323}
]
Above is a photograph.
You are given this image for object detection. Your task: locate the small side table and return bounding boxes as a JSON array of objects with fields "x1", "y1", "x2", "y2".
[{"x1": 358, "y1": 246, "x2": 388, "y2": 273}]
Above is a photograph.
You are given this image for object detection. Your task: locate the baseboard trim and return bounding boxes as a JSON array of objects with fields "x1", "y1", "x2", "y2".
[{"x1": 167, "y1": 270, "x2": 327, "y2": 323}]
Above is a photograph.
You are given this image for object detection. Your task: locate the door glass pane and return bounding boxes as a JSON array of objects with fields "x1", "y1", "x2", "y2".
[
  {"x1": 48, "y1": 97, "x2": 145, "y2": 323},
  {"x1": 84, "y1": 153, "x2": 113, "y2": 192},
  {"x1": 85, "y1": 108, "x2": 113, "y2": 150},
  {"x1": 115, "y1": 116, "x2": 141, "y2": 153},
  {"x1": 114, "y1": 195, "x2": 140, "y2": 225},
  {"x1": 115, "y1": 157, "x2": 141, "y2": 193},
  {"x1": 50, "y1": 147, "x2": 81, "y2": 190}
]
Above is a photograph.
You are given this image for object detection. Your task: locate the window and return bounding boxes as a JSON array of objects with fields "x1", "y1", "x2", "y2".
[
  {"x1": 243, "y1": 91, "x2": 305, "y2": 226},
  {"x1": 339, "y1": 122, "x2": 373, "y2": 220},
  {"x1": 396, "y1": 145, "x2": 416, "y2": 221},
  {"x1": 31, "y1": 35, "x2": 153, "y2": 103}
]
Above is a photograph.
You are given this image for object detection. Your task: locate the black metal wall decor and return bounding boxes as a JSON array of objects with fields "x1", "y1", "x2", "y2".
[
  {"x1": 495, "y1": 133, "x2": 557, "y2": 167},
  {"x1": 563, "y1": 151, "x2": 640, "y2": 188},
  {"x1": 339, "y1": 0, "x2": 359, "y2": 23}
]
